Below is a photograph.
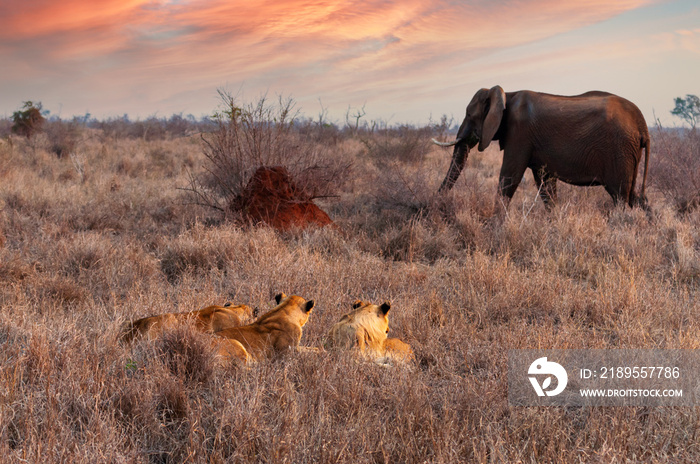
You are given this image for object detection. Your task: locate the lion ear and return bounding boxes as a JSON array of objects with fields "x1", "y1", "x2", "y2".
[
  {"x1": 379, "y1": 302, "x2": 391, "y2": 315},
  {"x1": 352, "y1": 300, "x2": 363, "y2": 309},
  {"x1": 304, "y1": 300, "x2": 315, "y2": 313},
  {"x1": 274, "y1": 293, "x2": 286, "y2": 304}
]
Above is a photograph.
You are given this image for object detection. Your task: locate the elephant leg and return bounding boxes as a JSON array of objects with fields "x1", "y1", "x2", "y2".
[
  {"x1": 532, "y1": 169, "x2": 557, "y2": 211},
  {"x1": 496, "y1": 156, "x2": 528, "y2": 216},
  {"x1": 604, "y1": 180, "x2": 632, "y2": 207}
]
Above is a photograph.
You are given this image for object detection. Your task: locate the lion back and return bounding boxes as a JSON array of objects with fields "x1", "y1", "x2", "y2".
[
  {"x1": 205, "y1": 304, "x2": 255, "y2": 332},
  {"x1": 383, "y1": 337, "x2": 415, "y2": 363}
]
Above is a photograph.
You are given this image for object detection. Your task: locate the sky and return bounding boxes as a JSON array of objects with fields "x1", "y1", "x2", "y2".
[{"x1": 0, "y1": 0, "x2": 698, "y2": 126}]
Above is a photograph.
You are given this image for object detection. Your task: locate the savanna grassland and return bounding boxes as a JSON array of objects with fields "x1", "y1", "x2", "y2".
[{"x1": 0, "y1": 104, "x2": 699, "y2": 463}]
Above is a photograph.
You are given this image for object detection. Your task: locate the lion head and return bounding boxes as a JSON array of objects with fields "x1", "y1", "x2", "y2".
[
  {"x1": 326, "y1": 300, "x2": 391, "y2": 354},
  {"x1": 326, "y1": 300, "x2": 413, "y2": 365}
]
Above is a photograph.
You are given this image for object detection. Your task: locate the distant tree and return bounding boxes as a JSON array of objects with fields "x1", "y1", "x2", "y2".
[
  {"x1": 11, "y1": 101, "x2": 46, "y2": 138},
  {"x1": 671, "y1": 94, "x2": 700, "y2": 129}
]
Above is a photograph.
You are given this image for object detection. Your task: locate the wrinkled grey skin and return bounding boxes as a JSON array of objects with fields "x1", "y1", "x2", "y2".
[{"x1": 436, "y1": 86, "x2": 650, "y2": 213}]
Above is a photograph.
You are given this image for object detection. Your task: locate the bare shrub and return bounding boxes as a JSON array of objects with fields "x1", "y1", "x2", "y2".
[
  {"x1": 651, "y1": 125, "x2": 700, "y2": 212},
  {"x1": 185, "y1": 91, "x2": 351, "y2": 218}
]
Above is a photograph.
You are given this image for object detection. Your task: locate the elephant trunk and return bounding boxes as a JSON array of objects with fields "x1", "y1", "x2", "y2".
[
  {"x1": 438, "y1": 122, "x2": 476, "y2": 193},
  {"x1": 438, "y1": 143, "x2": 469, "y2": 192}
]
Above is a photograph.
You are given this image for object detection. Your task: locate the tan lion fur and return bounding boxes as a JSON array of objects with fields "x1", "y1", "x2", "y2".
[
  {"x1": 120, "y1": 303, "x2": 255, "y2": 343},
  {"x1": 382, "y1": 337, "x2": 415, "y2": 364},
  {"x1": 213, "y1": 293, "x2": 315, "y2": 363},
  {"x1": 326, "y1": 300, "x2": 414, "y2": 365}
]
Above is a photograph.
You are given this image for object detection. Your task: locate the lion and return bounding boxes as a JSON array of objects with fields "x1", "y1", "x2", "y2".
[
  {"x1": 213, "y1": 293, "x2": 315, "y2": 363},
  {"x1": 326, "y1": 300, "x2": 414, "y2": 365},
  {"x1": 120, "y1": 302, "x2": 256, "y2": 343}
]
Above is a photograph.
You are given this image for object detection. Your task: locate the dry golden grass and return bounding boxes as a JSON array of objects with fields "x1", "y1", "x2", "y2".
[{"x1": 0, "y1": 120, "x2": 699, "y2": 462}]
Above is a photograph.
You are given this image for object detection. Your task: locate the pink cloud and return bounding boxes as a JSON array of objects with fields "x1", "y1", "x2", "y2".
[
  {"x1": 0, "y1": 0, "x2": 675, "y2": 120},
  {"x1": 0, "y1": 0, "x2": 153, "y2": 38}
]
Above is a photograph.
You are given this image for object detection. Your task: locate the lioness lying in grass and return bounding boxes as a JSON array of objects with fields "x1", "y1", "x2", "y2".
[
  {"x1": 120, "y1": 302, "x2": 255, "y2": 343},
  {"x1": 213, "y1": 293, "x2": 315, "y2": 363},
  {"x1": 326, "y1": 300, "x2": 414, "y2": 365}
]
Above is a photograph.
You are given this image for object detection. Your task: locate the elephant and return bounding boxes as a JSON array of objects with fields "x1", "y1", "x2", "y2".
[{"x1": 433, "y1": 86, "x2": 650, "y2": 213}]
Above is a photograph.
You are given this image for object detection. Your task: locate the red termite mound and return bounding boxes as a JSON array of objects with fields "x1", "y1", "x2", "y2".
[{"x1": 231, "y1": 166, "x2": 333, "y2": 231}]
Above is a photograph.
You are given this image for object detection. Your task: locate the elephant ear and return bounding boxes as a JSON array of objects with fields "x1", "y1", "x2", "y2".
[{"x1": 479, "y1": 86, "x2": 506, "y2": 152}]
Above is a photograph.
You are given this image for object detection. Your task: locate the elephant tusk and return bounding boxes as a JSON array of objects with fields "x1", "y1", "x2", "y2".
[
  {"x1": 432, "y1": 138, "x2": 461, "y2": 147},
  {"x1": 432, "y1": 138, "x2": 462, "y2": 147}
]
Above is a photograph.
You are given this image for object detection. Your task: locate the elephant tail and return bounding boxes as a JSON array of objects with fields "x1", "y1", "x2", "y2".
[{"x1": 637, "y1": 135, "x2": 650, "y2": 208}]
